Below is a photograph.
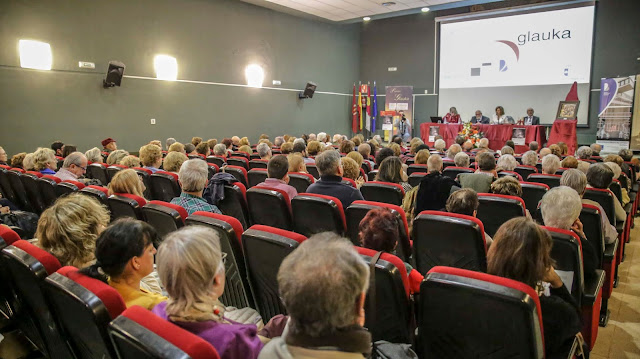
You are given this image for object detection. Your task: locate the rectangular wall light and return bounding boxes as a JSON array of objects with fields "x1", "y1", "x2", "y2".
[
  {"x1": 19, "y1": 40, "x2": 52, "y2": 70},
  {"x1": 154, "y1": 54, "x2": 178, "y2": 81}
]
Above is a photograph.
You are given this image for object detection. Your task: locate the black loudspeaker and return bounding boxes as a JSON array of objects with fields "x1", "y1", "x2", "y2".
[
  {"x1": 103, "y1": 61, "x2": 125, "y2": 88},
  {"x1": 298, "y1": 82, "x2": 317, "y2": 99}
]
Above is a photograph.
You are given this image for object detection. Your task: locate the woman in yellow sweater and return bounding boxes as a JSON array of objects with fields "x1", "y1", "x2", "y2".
[{"x1": 81, "y1": 218, "x2": 166, "y2": 309}]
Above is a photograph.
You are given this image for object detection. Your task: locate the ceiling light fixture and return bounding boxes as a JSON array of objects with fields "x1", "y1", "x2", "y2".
[
  {"x1": 421, "y1": 7, "x2": 430, "y2": 12},
  {"x1": 381, "y1": 2, "x2": 396, "y2": 6},
  {"x1": 363, "y1": 16, "x2": 371, "y2": 21}
]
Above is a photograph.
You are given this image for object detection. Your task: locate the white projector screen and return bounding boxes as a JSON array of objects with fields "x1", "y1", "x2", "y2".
[{"x1": 438, "y1": 4, "x2": 595, "y2": 125}]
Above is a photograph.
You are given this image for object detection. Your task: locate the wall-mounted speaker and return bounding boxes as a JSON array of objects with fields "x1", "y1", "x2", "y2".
[
  {"x1": 103, "y1": 61, "x2": 125, "y2": 88},
  {"x1": 298, "y1": 82, "x2": 317, "y2": 99}
]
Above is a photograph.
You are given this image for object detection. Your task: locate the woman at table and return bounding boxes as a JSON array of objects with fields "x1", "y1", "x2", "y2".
[
  {"x1": 443, "y1": 107, "x2": 461, "y2": 124},
  {"x1": 491, "y1": 106, "x2": 515, "y2": 125}
]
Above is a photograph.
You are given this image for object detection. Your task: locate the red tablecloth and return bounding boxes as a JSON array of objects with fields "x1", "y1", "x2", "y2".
[
  {"x1": 548, "y1": 120, "x2": 578, "y2": 155},
  {"x1": 420, "y1": 123, "x2": 547, "y2": 153}
]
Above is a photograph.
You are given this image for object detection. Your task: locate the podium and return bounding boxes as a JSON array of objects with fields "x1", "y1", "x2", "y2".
[{"x1": 548, "y1": 119, "x2": 578, "y2": 154}]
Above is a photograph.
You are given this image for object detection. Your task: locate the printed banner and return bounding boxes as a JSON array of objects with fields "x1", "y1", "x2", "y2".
[
  {"x1": 631, "y1": 75, "x2": 640, "y2": 150},
  {"x1": 385, "y1": 86, "x2": 413, "y2": 139},
  {"x1": 597, "y1": 76, "x2": 636, "y2": 152}
]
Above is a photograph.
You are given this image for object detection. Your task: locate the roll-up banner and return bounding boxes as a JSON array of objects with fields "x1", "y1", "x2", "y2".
[
  {"x1": 597, "y1": 76, "x2": 636, "y2": 153},
  {"x1": 384, "y1": 86, "x2": 413, "y2": 142}
]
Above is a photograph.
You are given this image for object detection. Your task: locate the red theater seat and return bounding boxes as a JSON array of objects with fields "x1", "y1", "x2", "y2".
[
  {"x1": 359, "y1": 181, "x2": 405, "y2": 206},
  {"x1": 476, "y1": 193, "x2": 526, "y2": 237},
  {"x1": 291, "y1": 193, "x2": 346, "y2": 237},
  {"x1": 143, "y1": 201, "x2": 187, "y2": 238},
  {"x1": 247, "y1": 186, "x2": 292, "y2": 230},
  {"x1": 108, "y1": 193, "x2": 146, "y2": 220}
]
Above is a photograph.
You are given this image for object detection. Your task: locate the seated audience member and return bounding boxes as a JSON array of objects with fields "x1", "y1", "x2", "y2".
[
  {"x1": 557, "y1": 142, "x2": 568, "y2": 156},
  {"x1": 195, "y1": 142, "x2": 210, "y2": 157},
  {"x1": 454, "y1": 136, "x2": 465, "y2": 146},
  {"x1": 208, "y1": 139, "x2": 218, "y2": 153},
  {"x1": 238, "y1": 145, "x2": 252, "y2": 155},
  {"x1": 433, "y1": 139, "x2": 446, "y2": 154},
  {"x1": 415, "y1": 154, "x2": 459, "y2": 213},
  {"x1": 240, "y1": 137, "x2": 250, "y2": 146},
  {"x1": 274, "y1": 136, "x2": 285, "y2": 148},
  {"x1": 529, "y1": 141, "x2": 539, "y2": 152},
  {"x1": 10, "y1": 152, "x2": 26, "y2": 169},
  {"x1": 548, "y1": 144, "x2": 562, "y2": 158},
  {"x1": 222, "y1": 138, "x2": 233, "y2": 154},
  {"x1": 120, "y1": 155, "x2": 141, "y2": 168},
  {"x1": 85, "y1": 147, "x2": 103, "y2": 163},
  {"x1": 259, "y1": 233, "x2": 370, "y2": 358},
  {"x1": 171, "y1": 159, "x2": 221, "y2": 215},
  {"x1": 376, "y1": 156, "x2": 411, "y2": 192},
  {"x1": 561, "y1": 156, "x2": 578, "y2": 169},
  {"x1": 306, "y1": 140, "x2": 323, "y2": 158},
  {"x1": 23, "y1": 153, "x2": 35, "y2": 171},
  {"x1": 149, "y1": 140, "x2": 163, "y2": 149},
  {"x1": 576, "y1": 146, "x2": 593, "y2": 174},
  {"x1": 541, "y1": 154, "x2": 561, "y2": 175},
  {"x1": 603, "y1": 154, "x2": 627, "y2": 175},
  {"x1": 497, "y1": 154, "x2": 517, "y2": 172},
  {"x1": 446, "y1": 144, "x2": 462, "y2": 161},
  {"x1": 81, "y1": 218, "x2": 166, "y2": 310},
  {"x1": 258, "y1": 155, "x2": 298, "y2": 201},
  {"x1": 500, "y1": 146, "x2": 514, "y2": 156},
  {"x1": 102, "y1": 138, "x2": 117, "y2": 153},
  {"x1": 462, "y1": 140, "x2": 474, "y2": 152},
  {"x1": 139, "y1": 144, "x2": 163, "y2": 173},
  {"x1": 292, "y1": 140, "x2": 313, "y2": 164},
  {"x1": 185, "y1": 143, "x2": 197, "y2": 156},
  {"x1": 55, "y1": 152, "x2": 88, "y2": 182},
  {"x1": 415, "y1": 149, "x2": 430, "y2": 165},
  {"x1": 590, "y1": 143, "x2": 602, "y2": 157},
  {"x1": 106, "y1": 149, "x2": 129, "y2": 165},
  {"x1": 288, "y1": 153, "x2": 307, "y2": 174},
  {"x1": 166, "y1": 137, "x2": 176, "y2": 150},
  {"x1": 375, "y1": 147, "x2": 395, "y2": 168},
  {"x1": 618, "y1": 148, "x2": 633, "y2": 163},
  {"x1": 61, "y1": 144, "x2": 77, "y2": 158},
  {"x1": 604, "y1": 162, "x2": 630, "y2": 205},
  {"x1": 306, "y1": 150, "x2": 364, "y2": 210},
  {"x1": 490, "y1": 176, "x2": 532, "y2": 219},
  {"x1": 339, "y1": 140, "x2": 355, "y2": 154},
  {"x1": 388, "y1": 143, "x2": 402, "y2": 157},
  {"x1": 586, "y1": 163, "x2": 626, "y2": 224},
  {"x1": 459, "y1": 152, "x2": 496, "y2": 193},
  {"x1": 109, "y1": 169, "x2": 147, "y2": 198},
  {"x1": 36, "y1": 193, "x2": 110, "y2": 268},
  {"x1": 540, "y1": 186, "x2": 598, "y2": 280},
  {"x1": 256, "y1": 143, "x2": 272, "y2": 160},
  {"x1": 454, "y1": 152, "x2": 470, "y2": 168},
  {"x1": 33, "y1": 147, "x2": 58, "y2": 175},
  {"x1": 155, "y1": 226, "x2": 263, "y2": 358},
  {"x1": 359, "y1": 208, "x2": 423, "y2": 293},
  {"x1": 212, "y1": 143, "x2": 227, "y2": 157},
  {"x1": 487, "y1": 217, "x2": 581, "y2": 358},
  {"x1": 506, "y1": 141, "x2": 515, "y2": 149},
  {"x1": 163, "y1": 151, "x2": 188, "y2": 174},
  {"x1": 472, "y1": 138, "x2": 491, "y2": 154},
  {"x1": 231, "y1": 136, "x2": 241, "y2": 147},
  {"x1": 51, "y1": 141, "x2": 64, "y2": 157},
  {"x1": 561, "y1": 169, "x2": 617, "y2": 244},
  {"x1": 341, "y1": 157, "x2": 364, "y2": 187},
  {"x1": 280, "y1": 142, "x2": 293, "y2": 155},
  {"x1": 191, "y1": 137, "x2": 203, "y2": 147},
  {"x1": 521, "y1": 150, "x2": 538, "y2": 167},
  {"x1": 168, "y1": 142, "x2": 186, "y2": 154},
  {"x1": 260, "y1": 133, "x2": 270, "y2": 141},
  {"x1": 445, "y1": 188, "x2": 493, "y2": 245},
  {"x1": 539, "y1": 147, "x2": 552, "y2": 158},
  {"x1": 346, "y1": 151, "x2": 364, "y2": 169}
]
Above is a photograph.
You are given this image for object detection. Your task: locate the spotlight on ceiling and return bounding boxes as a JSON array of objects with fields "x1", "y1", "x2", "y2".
[
  {"x1": 421, "y1": 7, "x2": 430, "y2": 12},
  {"x1": 363, "y1": 16, "x2": 371, "y2": 21},
  {"x1": 381, "y1": 2, "x2": 396, "y2": 6}
]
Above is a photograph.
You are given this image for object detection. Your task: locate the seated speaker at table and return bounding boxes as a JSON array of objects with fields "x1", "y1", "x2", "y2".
[
  {"x1": 470, "y1": 110, "x2": 490, "y2": 124},
  {"x1": 522, "y1": 107, "x2": 540, "y2": 125},
  {"x1": 442, "y1": 106, "x2": 461, "y2": 124},
  {"x1": 490, "y1": 105, "x2": 515, "y2": 125}
]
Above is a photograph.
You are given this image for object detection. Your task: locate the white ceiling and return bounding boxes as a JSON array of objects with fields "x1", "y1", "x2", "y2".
[{"x1": 242, "y1": 0, "x2": 466, "y2": 22}]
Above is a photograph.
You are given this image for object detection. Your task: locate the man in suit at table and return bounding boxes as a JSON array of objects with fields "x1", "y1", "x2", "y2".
[
  {"x1": 470, "y1": 110, "x2": 490, "y2": 124},
  {"x1": 523, "y1": 107, "x2": 540, "y2": 125}
]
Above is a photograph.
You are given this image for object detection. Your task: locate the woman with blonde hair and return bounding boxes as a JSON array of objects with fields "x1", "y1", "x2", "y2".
[
  {"x1": 287, "y1": 153, "x2": 307, "y2": 173},
  {"x1": 107, "y1": 150, "x2": 129, "y2": 165},
  {"x1": 376, "y1": 156, "x2": 411, "y2": 192},
  {"x1": 108, "y1": 169, "x2": 146, "y2": 198},
  {"x1": 168, "y1": 142, "x2": 185, "y2": 154},
  {"x1": 23, "y1": 153, "x2": 35, "y2": 171},
  {"x1": 346, "y1": 151, "x2": 363, "y2": 168},
  {"x1": 341, "y1": 157, "x2": 364, "y2": 187},
  {"x1": 153, "y1": 226, "x2": 264, "y2": 358},
  {"x1": 163, "y1": 152, "x2": 188, "y2": 174},
  {"x1": 33, "y1": 147, "x2": 57, "y2": 175},
  {"x1": 239, "y1": 137, "x2": 250, "y2": 146},
  {"x1": 139, "y1": 144, "x2": 163, "y2": 173},
  {"x1": 238, "y1": 145, "x2": 252, "y2": 155},
  {"x1": 414, "y1": 149, "x2": 430, "y2": 165},
  {"x1": 85, "y1": 147, "x2": 103, "y2": 163},
  {"x1": 36, "y1": 193, "x2": 110, "y2": 268},
  {"x1": 120, "y1": 155, "x2": 140, "y2": 168}
]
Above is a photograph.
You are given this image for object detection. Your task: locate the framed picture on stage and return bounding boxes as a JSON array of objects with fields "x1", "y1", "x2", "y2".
[
  {"x1": 429, "y1": 126, "x2": 440, "y2": 142},
  {"x1": 511, "y1": 128, "x2": 526, "y2": 146},
  {"x1": 556, "y1": 101, "x2": 580, "y2": 120}
]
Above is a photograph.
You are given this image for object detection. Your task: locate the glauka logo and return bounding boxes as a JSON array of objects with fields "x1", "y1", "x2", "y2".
[{"x1": 517, "y1": 29, "x2": 572, "y2": 46}]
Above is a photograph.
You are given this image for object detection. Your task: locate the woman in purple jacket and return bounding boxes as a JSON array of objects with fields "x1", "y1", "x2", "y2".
[{"x1": 153, "y1": 226, "x2": 263, "y2": 359}]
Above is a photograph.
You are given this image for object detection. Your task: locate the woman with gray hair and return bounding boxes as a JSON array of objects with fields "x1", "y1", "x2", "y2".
[
  {"x1": 106, "y1": 149, "x2": 129, "y2": 165},
  {"x1": 85, "y1": 147, "x2": 103, "y2": 163},
  {"x1": 521, "y1": 150, "x2": 538, "y2": 167},
  {"x1": 496, "y1": 154, "x2": 518, "y2": 172},
  {"x1": 434, "y1": 139, "x2": 446, "y2": 153},
  {"x1": 259, "y1": 233, "x2": 371, "y2": 358},
  {"x1": 540, "y1": 186, "x2": 598, "y2": 281},
  {"x1": 454, "y1": 152, "x2": 470, "y2": 168},
  {"x1": 587, "y1": 164, "x2": 626, "y2": 223},
  {"x1": 541, "y1": 154, "x2": 561, "y2": 175},
  {"x1": 604, "y1": 162, "x2": 630, "y2": 205},
  {"x1": 576, "y1": 146, "x2": 593, "y2": 173},
  {"x1": 154, "y1": 226, "x2": 263, "y2": 358}
]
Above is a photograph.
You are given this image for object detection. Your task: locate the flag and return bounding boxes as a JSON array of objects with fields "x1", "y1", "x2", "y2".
[
  {"x1": 372, "y1": 82, "x2": 378, "y2": 132},
  {"x1": 351, "y1": 83, "x2": 358, "y2": 133},
  {"x1": 365, "y1": 83, "x2": 371, "y2": 131},
  {"x1": 358, "y1": 82, "x2": 363, "y2": 131}
]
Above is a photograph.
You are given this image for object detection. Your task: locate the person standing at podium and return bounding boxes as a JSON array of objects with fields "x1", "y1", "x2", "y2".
[
  {"x1": 523, "y1": 107, "x2": 540, "y2": 125},
  {"x1": 442, "y1": 107, "x2": 461, "y2": 124},
  {"x1": 395, "y1": 112, "x2": 412, "y2": 142},
  {"x1": 490, "y1": 106, "x2": 514, "y2": 124}
]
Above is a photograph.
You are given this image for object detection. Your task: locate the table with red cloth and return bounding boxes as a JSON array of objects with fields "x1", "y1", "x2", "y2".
[{"x1": 420, "y1": 123, "x2": 547, "y2": 153}]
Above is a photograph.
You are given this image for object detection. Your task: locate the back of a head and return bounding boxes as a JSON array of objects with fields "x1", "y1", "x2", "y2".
[
  {"x1": 213, "y1": 143, "x2": 227, "y2": 156},
  {"x1": 434, "y1": 139, "x2": 446, "y2": 151},
  {"x1": 157, "y1": 226, "x2": 223, "y2": 317},
  {"x1": 287, "y1": 153, "x2": 305, "y2": 172},
  {"x1": 184, "y1": 143, "x2": 196, "y2": 154},
  {"x1": 477, "y1": 152, "x2": 496, "y2": 171},
  {"x1": 358, "y1": 143, "x2": 371, "y2": 158},
  {"x1": 107, "y1": 150, "x2": 129, "y2": 165},
  {"x1": 505, "y1": 140, "x2": 515, "y2": 150},
  {"x1": 603, "y1": 154, "x2": 623, "y2": 167},
  {"x1": 446, "y1": 144, "x2": 462, "y2": 159},
  {"x1": 590, "y1": 143, "x2": 601, "y2": 153},
  {"x1": 479, "y1": 138, "x2": 489, "y2": 149},
  {"x1": 109, "y1": 168, "x2": 145, "y2": 197},
  {"x1": 306, "y1": 141, "x2": 322, "y2": 156},
  {"x1": 178, "y1": 159, "x2": 208, "y2": 192},
  {"x1": 603, "y1": 161, "x2": 621, "y2": 179},
  {"x1": 529, "y1": 141, "x2": 539, "y2": 151},
  {"x1": 487, "y1": 217, "x2": 552, "y2": 288},
  {"x1": 576, "y1": 146, "x2": 592, "y2": 160},
  {"x1": 541, "y1": 154, "x2": 560, "y2": 174},
  {"x1": 277, "y1": 233, "x2": 369, "y2": 337},
  {"x1": 521, "y1": 151, "x2": 538, "y2": 167},
  {"x1": 191, "y1": 137, "x2": 203, "y2": 147},
  {"x1": 120, "y1": 155, "x2": 140, "y2": 168},
  {"x1": 454, "y1": 152, "x2": 469, "y2": 168},
  {"x1": 375, "y1": 147, "x2": 394, "y2": 165},
  {"x1": 139, "y1": 144, "x2": 162, "y2": 167},
  {"x1": 256, "y1": 143, "x2": 271, "y2": 158},
  {"x1": 618, "y1": 149, "x2": 633, "y2": 161},
  {"x1": 195, "y1": 142, "x2": 209, "y2": 155},
  {"x1": 497, "y1": 154, "x2": 517, "y2": 171},
  {"x1": 427, "y1": 154, "x2": 443, "y2": 172},
  {"x1": 548, "y1": 144, "x2": 562, "y2": 158},
  {"x1": 238, "y1": 145, "x2": 252, "y2": 154},
  {"x1": 500, "y1": 146, "x2": 514, "y2": 156},
  {"x1": 316, "y1": 149, "x2": 340, "y2": 177},
  {"x1": 164, "y1": 151, "x2": 188, "y2": 173},
  {"x1": 166, "y1": 137, "x2": 176, "y2": 149},
  {"x1": 540, "y1": 186, "x2": 582, "y2": 229},
  {"x1": 339, "y1": 140, "x2": 354, "y2": 154},
  {"x1": 292, "y1": 141, "x2": 306, "y2": 154},
  {"x1": 490, "y1": 176, "x2": 521, "y2": 197},
  {"x1": 445, "y1": 188, "x2": 478, "y2": 216},
  {"x1": 415, "y1": 149, "x2": 430, "y2": 165},
  {"x1": 280, "y1": 142, "x2": 293, "y2": 155},
  {"x1": 51, "y1": 141, "x2": 64, "y2": 153},
  {"x1": 341, "y1": 157, "x2": 359, "y2": 181},
  {"x1": 85, "y1": 148, "x2": 102, "y2": 163},
  {"x1": 560, "y1": 169, "x2": 587, "y2": 196},
  {"x1": 64, "y1": 152, "x2": 87, "y2": 169},
  {"x1": 376, "y1": 156, "x2": 403, "y2": 183},
  {"x1": 539, "y1": 148, "x2": 551, "y2": 158},
  {"x1": 62, "y1": 145, "x2": 77, "y2": 158},
  {"x1": 207, "y1": 139, "x2": 218, "y2": 149},
  {"x1": 267, "y1": 155, "x2": 289, "y2": 180},
  {"x1": 346, "y1": 151, "x2": 363, "y2": 167},
  {"x1": 561, "y1": 156, "x2": 578, "y2": 169},
  {"x1": 274, "y1": 136, "x2": 285, "y2": 147},
  {"x1": 222, "y1": 138, "x2": 233, "y2": 148},
  {"x1": 358, "y1": 208, "x2": 399, "y2": 252}
]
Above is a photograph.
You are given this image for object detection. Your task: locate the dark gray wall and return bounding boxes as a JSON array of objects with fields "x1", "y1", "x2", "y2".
[
  {"x1": 0, "y1": 0, "x2": 360, "y2": 155},
  {"x1": 360, "y1": 0, "x2": 640, "y2": 145}
]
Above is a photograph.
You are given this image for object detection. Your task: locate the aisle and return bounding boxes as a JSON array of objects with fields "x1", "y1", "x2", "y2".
[{"x1": 592, "y1": 217, "x2": 640, "y2": 358}]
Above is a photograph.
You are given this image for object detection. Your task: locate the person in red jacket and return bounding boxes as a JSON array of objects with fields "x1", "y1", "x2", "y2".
[{"x1": 443, "y1": 106, "x2": 461, "y2": 124}]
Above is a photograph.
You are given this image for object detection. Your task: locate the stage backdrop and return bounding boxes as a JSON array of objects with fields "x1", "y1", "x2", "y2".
[
  {"x1": 597, "y1": 76, "x2": 636, "y2": 153},
  {"x1": 385, "y1": 86, "x2": 413, "y2": 140}
]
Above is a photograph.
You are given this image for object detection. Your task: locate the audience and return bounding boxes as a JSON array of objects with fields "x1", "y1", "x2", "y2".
[
  {"x1": 55, "y1": 152, "x2": 88, "y2": 182},
  {"x1": 287, "y1": 153, "x2": 307, "y2": 173},
  {"x1": 590, "y1": 143, "x2": 602, "y2": 156},
  {"x1": 375, "y1": 156, "x2": 411, "y2": 192},
  {"x1": 487, "y1": 217, "x2": 581, "y2": 358},
  {"x1": 359, "y1": 208, "x2": 423, "y2": 294},
  {"x1": 604, "y1": 162, "x2": 630, "y2": 205},
  {"x1": 102, "y1": 138, "x2": 117, "y2": 153},
  {"x1": 490, "y1": 176, "x2": 532, "y2": 219},
  {"x1": 414, "y1": 149, "x2": 430, "y2": 165},
  {"x1": 459, "y1": 152, "x2": 496, "y2": 193},
  {"x1": 521, "y1": 150, "x2": 538, "y2": 167},
  {"x1": 341, "y1": 157, "x2": 363, "y2": 187},
  {"x1": 454, "y1": 152, "x2": 469, "y2": 168},
  {"x1": 139, "y1": 144, "x2": 163, "y2": 173},
  {"x1": 33, "y1": 147, "x2": 58, "y2": 175},
  {"x1": 213, "y1": 143, "x2": 228, "y2": 157},
  {"x1": 576, "y1": 146, "x2": 593, "y2": 174},
  {"x1": 259, "y1": 233, "x2": 370, "y2": 358},
  {"x1": 541, "y1": 154, "x2": 561, "y2": 175},
  {"x1": 81, "y1": 218, "x2": 166, "y2": 309},
  {"x1": 120, "y1": 155, "x2": 141, "y2": 168},
  {"x1": 196, "y1": 142, "x2": 210, "y2": 156},
  {"x1": 166, "y1": 137, "x2": 176, "y2": 150},
  {"x1": 306, "y1": 141, "x2": 323, "y2": 157},
  {"x1": 185, "y1": 143, "x2": 197, "y2": 156},
  {"x1": 168, "y1": 142, "x2": 185, "y2": 154},
  {"x1": 171, "y1": 159, "x2": 221, "y2": 215},
  {"x1": 108, "y1": 169, "x2": 147, "y2": 198},
  {"x1": 500, "y1": 146, "x2": 514, "y2": 156},
  {"x1": 529, "y1": 141, "x2": 539, "y2": 152},
  {"x1": 561, "y1": 156, "x2": 578, "y2": 169},
  {"x1": 51, "y1": 141, "x2": 64, "y2": 157},
  {"x1": 445, "y1": 188, "x2": 493, "y2": 246},
  {"x1": 346, "y1": 151, "x2": 364, "y2": 169},
  {"x1": 163, "y1": 151, "x2": 188, "y2": 174},
  {"x1": 256, "y1": 143, "x2": 272, "y2": 160},
  {"x1": 36, "y1": 193, "x2": 110, "y2": 268},
  {"x1": 85, "y1": 147, "x2": 103, "y2": 163},
  {"x1": 433, "y1": 139, "x2": 446, "y2": 153},
  {"x1": 446, "y1": 144, "x2": 462, "y2": 160},
  {"x1": 375, "y1": 147, "x2": 394, "y2": 167},
  {"x1": 496, "y1": 154, "x2": 517, "y2": 172},
  {"x1": 61, "y1": 144, "x2": 77, "y2": 158},
  {"x1": 339, "y1": 140, "x2": 355, "y2": 154},
  {"x1": 587, "y1": 164, "x2": 626, "y2": 224},
  {"x1": 415, "y1": 154, "x2": 459, "y2": 213},
  {"x1": 10, "y1": 152, "x2": 26, "y2": 169},
  {"x1": 155, "y1": 226, "x2": 263, "y2": 359},
  {"x1": 258, "y1": 155, "x2": 298, "y2": 201},
  {"x1": 106, "y1": 149, "x2": 129, "y2": 165},
  {"x1": 306, "y1": 150, "x2": 364, "y2": 210},
  {"x1": 280, "y1": 142, "x2": 293, "y2": 155}
]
